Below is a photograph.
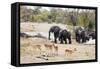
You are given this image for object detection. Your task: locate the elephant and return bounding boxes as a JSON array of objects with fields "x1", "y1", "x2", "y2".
[
  {"x1": 74, "y1": 27, "x2": 90, "y2": 43},
  {"x1": 59, "y1": 29, "x2": 72, "y2": 44},
  {"x1": 74, "y1": 26, "x2": 84, "y2": 43},
  {"x1": 48, "y1": 26, "x2": 61, "y2": 43},
  {"x1": 81, "y1": 30, "x2": 90, "y2": 43},
  {"x1": 89, "y1": 31, "x2": 95, "y2": 39}
]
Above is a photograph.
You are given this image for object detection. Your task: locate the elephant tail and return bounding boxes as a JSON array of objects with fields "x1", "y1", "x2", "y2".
[{"x1": 48, "y1": 31, "x2": 51, "y2": 40}]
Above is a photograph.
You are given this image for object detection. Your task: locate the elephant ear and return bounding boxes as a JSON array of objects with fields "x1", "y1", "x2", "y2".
[
  {"x1": 78, "y1": 29, "x2": 81, "y2": 34},
  {"x1": 74, "y1": 26, "x2": 81, "y2": 33}
]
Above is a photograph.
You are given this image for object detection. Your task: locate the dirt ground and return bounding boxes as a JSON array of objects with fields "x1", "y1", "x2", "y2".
[
  {"x1": 20, "y1": 22, "x2": 70, "y2": 32},
  {"x1": 20, "y1": 22, "x2": 95, "y2": 64}
]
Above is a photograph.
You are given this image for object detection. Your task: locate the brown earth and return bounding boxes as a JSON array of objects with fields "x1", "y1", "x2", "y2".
[
  {"x1": 20, "y1": 37, "x2": 95, "y2": 64},
  {"x1": 20, "y1": 22, "x2": 95, "y2": 64}
]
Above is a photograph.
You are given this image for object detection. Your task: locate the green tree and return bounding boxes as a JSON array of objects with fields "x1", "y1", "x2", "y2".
[{"x1": 50, "y1": 8, "x2": 57, "y2": 22}]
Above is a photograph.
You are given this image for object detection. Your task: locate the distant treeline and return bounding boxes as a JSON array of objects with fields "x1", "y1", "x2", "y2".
[{"x1": 20, "y1": 6, "x2": 95, "y2": 30}]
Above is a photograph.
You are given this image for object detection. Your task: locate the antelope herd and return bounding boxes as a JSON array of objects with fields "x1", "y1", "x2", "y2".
[
  {"x1": 28, "y1": 43, "x2": 77, "y2": 58},
  {"x1": 35, "y1": 43, "x2": 59, "y2": 57}
]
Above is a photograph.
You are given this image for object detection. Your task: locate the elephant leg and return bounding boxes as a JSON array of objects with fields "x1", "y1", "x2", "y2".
[
  {"x1": 63, "y1": 38, "x2": 67, "y2": 44},
  {"x1": 60, "y1": 37, "x2": 63, "y2": 44},
  {"x1": 84, "y1": 38, "x2": 86, "y2": 42},
  {"x1": 82, "y1": 38, "x2": 85, "y2": 43},
  {"x1": 76, "y1": 36, "x2": 78, "y2": 42},
  {"x1": 68, "y1": 37, "x2": 71, "y2": 44},
  {"x1": 65, "y1": 39, "x2": 67, "y2": 44},
  {"x1": 76, "y1": 36, "x2": 80, "y2": 43},
  {"x1": 76, "y1": 34, "x2": 78, "y2": 42},
  {"x1": 48, "y1": 31, "x2": 51, "y2": 40},
  {"x1": 82, "y1": 37, "x2": 86, "y2": 43},
  {"x1": 54, "y1": 33, "x2": 58, "y2": 43},
  {"x1": 77, "y1": 37, "x2": 80, "y2": 43},
  {"x1": 54, "y1": 37, "x2": 57, "y2": 43},
  {"x1": 82, "y1": 38, "x2": 84, "y2": 43}
]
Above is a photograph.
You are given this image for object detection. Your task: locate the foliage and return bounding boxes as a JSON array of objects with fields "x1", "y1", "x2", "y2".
[{"x1": 20, "y1": 6, "x2": 95, "y2": 30}]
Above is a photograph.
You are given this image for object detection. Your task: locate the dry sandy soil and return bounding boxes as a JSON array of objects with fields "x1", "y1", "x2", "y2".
[{"x1": 20, "y1": 22, "x2": 95, "y2": 64}]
